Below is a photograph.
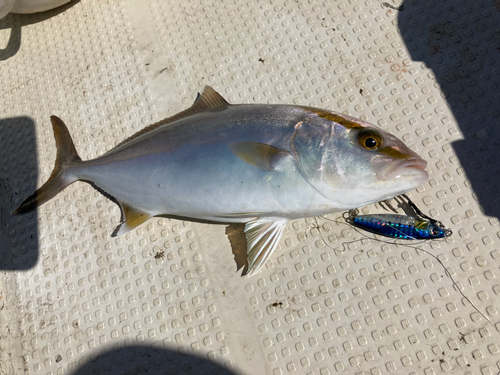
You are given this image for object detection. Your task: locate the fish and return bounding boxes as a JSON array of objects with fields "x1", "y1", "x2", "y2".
[
  {"x1": 13, "y1": 86, "x2": 429, "y2": 275},
  {"x1": 346, "y1": 213, "x2": 449, "y2": 239}
]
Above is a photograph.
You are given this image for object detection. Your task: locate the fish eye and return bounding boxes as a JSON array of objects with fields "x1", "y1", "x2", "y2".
[
  {"x1": 358, "y1": 131, "x2": 383, "y2": 150},
  {"x1": 365, "y1": 137, "x2": 377, "y2": 148},
  {"x1": 429, "y1": 226, "x2": 440, "y2": 236}
]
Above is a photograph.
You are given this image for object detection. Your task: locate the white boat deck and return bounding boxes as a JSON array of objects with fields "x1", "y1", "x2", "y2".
[{"x1": 0, "y1": 0, "x2": 499, "y2": 374}]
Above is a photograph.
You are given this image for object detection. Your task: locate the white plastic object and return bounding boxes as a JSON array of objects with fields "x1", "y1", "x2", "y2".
[{"x1": 0, "y1": 0, "x2": 70, "y2": 18}]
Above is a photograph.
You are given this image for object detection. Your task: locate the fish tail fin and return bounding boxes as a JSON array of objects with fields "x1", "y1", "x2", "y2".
[{"x1": 12, "y1": 115, "x2": 82, "y2": 215}]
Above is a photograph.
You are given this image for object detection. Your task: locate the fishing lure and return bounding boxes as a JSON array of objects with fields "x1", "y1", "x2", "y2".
[
  {"x1": 346, "y1": 212, "x2": 450, "y2": 239},
  {"x1": 345, "y1": 194, "x2": 452, "y2": 240}
]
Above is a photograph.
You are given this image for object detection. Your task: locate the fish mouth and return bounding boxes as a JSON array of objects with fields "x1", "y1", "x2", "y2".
[
  {"x1": 401, "y1": 158, "x2": 428, "y2": 173},
  {"x1": 376, "y1": 157, "x2": 429, "y2": 181}
]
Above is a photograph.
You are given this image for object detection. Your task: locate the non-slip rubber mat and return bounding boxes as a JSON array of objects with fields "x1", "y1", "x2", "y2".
[{"x1": 0, "y1": 0, "x2": 499, "y2": 374}]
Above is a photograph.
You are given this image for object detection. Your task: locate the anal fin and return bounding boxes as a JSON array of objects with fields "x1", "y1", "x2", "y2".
[
  {"x1": 112, "y1": 202, "x2": 151, "y2": 237},
  {"x1": 245, "y1": 217, "x2": 287, "y2": 276}
]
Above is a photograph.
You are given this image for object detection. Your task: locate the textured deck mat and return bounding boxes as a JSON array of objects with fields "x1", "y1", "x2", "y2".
[{"x1": 0, "y1": 0, "x2": 499, "y2": 374}]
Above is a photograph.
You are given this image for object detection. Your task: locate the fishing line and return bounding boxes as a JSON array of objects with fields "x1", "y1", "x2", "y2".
[
  {"x1": 315, "y1": 214, "x2": 495, "y2": 331},
  {"x1": 310, "y1": 216, "x2": 340, "y2": 252}
]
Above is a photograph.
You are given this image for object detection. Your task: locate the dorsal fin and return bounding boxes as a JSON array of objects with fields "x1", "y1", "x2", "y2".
[
  {"x1": 110, "y1": 86, "x2": 230, "y2": 151},
  {"x1": 192, "y1": 85, "x2": 230, "y2": 109}
]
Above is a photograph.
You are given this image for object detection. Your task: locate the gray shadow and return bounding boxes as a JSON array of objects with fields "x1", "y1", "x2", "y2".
[
  {"x1": 0, "y1": 0, "x2": 80, "y2": 61},
  {"x1": 0, "y1": 116, "x2": 38, "y2": 270},
  {"x1": 398, "y1": 0, "x2": 500, "y2": 219},
  {"x1": 226, "y1": 223, "x2": 249, "y2": 276},
  {"x1": 71, "y1": 344, "x2": 238, "y2": 375}
]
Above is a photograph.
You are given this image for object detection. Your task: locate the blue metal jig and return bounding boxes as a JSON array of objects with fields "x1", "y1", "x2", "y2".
[
  {"x1": 345, "y1": 194, "x2": 452, "y2": 240},
  {"x1": 346, "y1": 213, "x2": 450, "y2": 240}
]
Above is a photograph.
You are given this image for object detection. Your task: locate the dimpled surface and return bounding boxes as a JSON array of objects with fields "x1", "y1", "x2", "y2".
[{"x1": 1, "y1": 0, "x2": 500, "y2": 374}]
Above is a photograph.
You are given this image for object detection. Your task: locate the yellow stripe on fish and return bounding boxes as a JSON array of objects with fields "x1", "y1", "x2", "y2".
[{"x1": 312, "y1": 110, "x2": 365, "y2": 129}]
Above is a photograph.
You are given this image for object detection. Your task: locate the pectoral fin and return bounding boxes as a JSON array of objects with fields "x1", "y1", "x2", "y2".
[
  {"x1": 229, "y1": 142, "x2": 290, "y2": 171},
  {"x1": 112, "y1": 203, "x2": 151, "y2": 237},
  {"x1": 245, "y1": 217, "x2": 287, "y2": 276}
]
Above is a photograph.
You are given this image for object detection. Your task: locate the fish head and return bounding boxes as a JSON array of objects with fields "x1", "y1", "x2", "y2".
[
  {"x1": 426, "y1": 223, "x2": 446, "y2": 238},
  {"x1": 417, "y1": 221, "x2": 446, "y2": 239},
  {"x1": 290, "y1": 111, "x2": 428, "y2": 208}
]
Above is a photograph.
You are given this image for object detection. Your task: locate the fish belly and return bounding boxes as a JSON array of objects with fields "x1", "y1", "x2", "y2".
[{"x1": 72, "y1": 141, "x2": 335, "y2": 222}]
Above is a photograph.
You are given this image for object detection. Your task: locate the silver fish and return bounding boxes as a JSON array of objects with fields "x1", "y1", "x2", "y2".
[{"x1": 14, "y1": 86, "x2": 428, "y2": 275}]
